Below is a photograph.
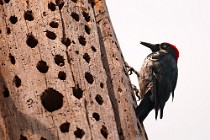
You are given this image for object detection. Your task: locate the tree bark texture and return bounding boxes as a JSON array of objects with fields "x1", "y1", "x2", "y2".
[{"x1": 0, "y1": 0, "x2": 147, "y2": 139}]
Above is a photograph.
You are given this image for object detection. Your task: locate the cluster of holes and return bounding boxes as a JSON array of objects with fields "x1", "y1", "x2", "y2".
[
  {"x1": 95, "y1": 94, "x2": 103, "y2": 105},
  {"x1": 61, "y1": 37, "x2": 71, "y2": 47},
  {"x1": 71, "y1": 12, "x2": 79, "y2": 22},
  {"x1": 45, "y1": 30, "x2": 57, "y2": 40},
  {"x1": 24, "y1": 10, "x2": 34, "y2": 21},
  {"x1": 73, "y1": 85, "x2": 83, "y2": 99},
  {"x1": 74, "y1": 127, "x2": 85, "y2": 139},
  {"x1": 6, "y1": 27, "x2": 11, "y2": 34},
  {"x1": 60, "y1": 122, "x2": 70, "y2": 133},
  {"x1": 40, "y1": 88, "x2": 63, "y2": 112},
  {"x1": 9, "y1": 53, "x2": 16, "y2": 64},
  {"x1": 78, "y1": 36, "x2": 86, "y2": 46},
  {"x1": 26, "y1": 33, "x2": 38, "y2": 48},
  {"x1": 54, "y1": 55, "x2": 65, "y2": 66},
  {"x1": 10, "y1": 15, "x2": 18, "y2": 24},
  {"x1": 101, "y1": 125, "x2": 108, "y2": 139},
  {"x1": 3, "y1": 85, "x2": 9, "y2": 98},
  {"x1": 85, "y1": 72, "x2": 94, "y2": 84},
  {"x1": 49, "y1": 21, "x2": 59, "y2": 28},
  {"x1": 19, "y1": 134, "x2": 28, "y2": 140},
  {"x1": 92, "y1": 112, "x2": 100, "y2": 121},
  {"x1": 36, "y1": 60, "x2": 49, "y2": 73},
  {"x1": 58, "y1": 71, "x2": 66, "y2": 80},
  {"x1": 83, "y1": 53, "x2": 90, "y2": 63},
  {"x1": 13, "y1": 75, "x2": 21, "y2": 88}
]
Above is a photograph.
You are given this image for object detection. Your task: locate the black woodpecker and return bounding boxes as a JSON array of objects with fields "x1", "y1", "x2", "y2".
[{"x1": 136, "y1": 41, "x2": 179, "y2": 122}]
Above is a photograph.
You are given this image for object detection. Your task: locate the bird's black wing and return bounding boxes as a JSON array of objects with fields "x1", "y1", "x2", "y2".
[{"x1": 152, "y1": 52, "x2": 178, "y2": 119}]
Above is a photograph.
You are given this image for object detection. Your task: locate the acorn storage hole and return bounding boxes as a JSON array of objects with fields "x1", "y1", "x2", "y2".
[
  {"x1": 41, "y1": 88, "x2": 64, "y2": 112},
  {"x1": 3, "y1": 85, "x2": 9, "y2": 98},
  {"x1": 54, "y1": 54, "x2": 65, "y2": 66},
  {"x1": 13, "y1": 75, "x2": 21, "y2": 88},
  {"x1": 56, "y1": 0, "x2": 64, "y2": 10},
  {"x1": 9, "y1": 15, "x2": 18, "y2": 24},
  {"x1": 74, "y1": 127, "x2": 85, "y2": 139},
  {"x1": 19, "y1": 134, "x2": 28, "y2": 140},
  {"x1": 82, "y1": 11, "x2": 90, "y2": 22},
  {"x1": 24, "y1": 10, "x2": 34, "y2": 21},
  {"x1": 101, "y1": 125, "x2": 108, "y2": 139},
  {"x1": 95, "y1": 94, "x2": 103, "y2": 105},
  {"x1": 58, "y1": 71, "x2": 66, "y2": 80},
  {"x1": 36, "y1": 60, "x2": 49, "y2": 73},
  {"x1": 60, "y1": 122, "x2": 70, "y2": 133},
  {"x1": 6, "y1": 27, "x2": 11, "y2": 34},
  {"x1": 4, "y1": 0, "x2": 10, "y2": 3},
  {"x1": 40, "y1": 137, "x2": 47, "y2": 140},
  {"x1": 26, "y1": 33, "x2": 38, "y2": 48},
  {"x1": 85, "y1": 72, "x2": 94, "y2": 84},
  {"x1": 91, "y1": 46, "x2": 96, "y2": 52},
  {"x1": 48, "y1": 2, "x2": 56, "y2": 11},
  {"x1": 9, "y1": 53, "x2": 15, "y2": 64},
  {"x1": 73, "y1": 85, "x2": 83, "y2": 99},
  {"x1": 78, "y1": 36, "x2": 86, "y2": 46},
  {"x1": 71, "y1": 12, "x2": 79, "y2": 22},
  {"x1": 49, "y1": 21, "x2": 59, "y2": 28},
  {"x1": 61, "y1": 37, "x2": 71, "y2": 47},
  {"x1": 45, "y1": 30, "x2": 57, "y2": 40},
  {"x1": 92, "y1": 112, "x2": 100, "y2": 121},
  {"x1": 84, "y1": 25, "x2": 90, "y2": 35},
  {"x1": 83, "y1": 53, "x2": 90, "y2": 63}
]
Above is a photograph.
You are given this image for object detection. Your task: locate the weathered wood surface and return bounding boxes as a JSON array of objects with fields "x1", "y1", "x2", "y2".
[{"x1": 0, "y1": 0, "x2": 147, "y2": 139}]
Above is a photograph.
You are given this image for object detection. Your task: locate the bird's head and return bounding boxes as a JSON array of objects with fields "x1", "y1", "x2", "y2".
[{"x1": 140, "y1": 41, "x2": 179, "y2": 62}]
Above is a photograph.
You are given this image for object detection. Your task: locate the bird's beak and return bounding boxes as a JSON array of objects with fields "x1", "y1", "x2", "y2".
[{"x1": 140, "y1": 41, "x2": 159, "y2": 52}]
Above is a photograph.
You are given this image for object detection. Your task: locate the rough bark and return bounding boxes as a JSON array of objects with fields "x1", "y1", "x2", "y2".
[{"x1": 0, "y1": 0, "x2": 147, "y2": 139}]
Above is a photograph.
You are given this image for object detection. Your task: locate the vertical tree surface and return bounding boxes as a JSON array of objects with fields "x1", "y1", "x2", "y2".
[{"x1": 0, "y1": 0, "x2": 147, "y2": 139}]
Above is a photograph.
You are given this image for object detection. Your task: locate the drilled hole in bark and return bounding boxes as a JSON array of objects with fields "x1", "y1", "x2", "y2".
[
  {"x1": 95, "y1": 94, "x2": 103, "y2": 105},
  {"x1": 84, "y1": 25, "x2": 90, "y2": 35},
  {"x1": 9, "y1": 53, "x2": 15, "y2": 64},
  {"x1": 58, "y1": 71, "x2": 66, "y2": 80},
  {"x1": 45, "y1": 30, "x2": 57, "y2": 40},
  {"x1": 41, "y1": 88, "x2": 63, "y2": 112},
  {"x1": 36, "y1": 60, "x2": 49, "y2": 73},
  {"x1": 6, "y1": 27, "x2": 11, "y2": 34},
  {"x1": 91, "y1": 46, "x2": 96, "y2": 52},
  {"x1": 19, "y1": 134, "x2": 27, "y2": 140},
  {"x1": 0, "y1": 29, "x2": 1, "y2": 34},
  {"x1": 71, "y1": 12, "x2": 79, "y2": 22},
  {"x1": 54, "y1": 55, "x2": 65, "y2": 66},
  {"x1": 74, "y1": 127, "x2": 85, "y2": 139},
  {"x1": 24, "y1": 10, "x2": 34, "y2": 21},
  {"x1": 101, "y1": 125, "x2": 108, "y2": 139},
  {"x1": 13, "y1": 75, "x2": 21, "y2": 88},
  {"x1": 92, "y1": 112, "x2": 100, "y2": 121},
  {"x1": 78, "y1": 36, "x2": 86, "y2": 46},
  {"x1": 60, "y1": 122, "x2": 70, "y2": 133},
  {"x1": 40, "y1": 137, "x2": 47, "y2": 140},
  {"x1": 43, "y1": 12, "x2": 47, "y2": 16},
  {"x1": 83, "y1": 53, "x2": 90, "y2": 63},
  {"x1": 75, "y1": 50, "x2": 79, "y2": 55},
  {"x1": 73, "y1": 85, "x2": 83, "y2": 99},
  {"x1": 3, "y1": 85, "x2": 9, "y2": 98},
  {"x1": 4, "y1": 0, "x2": 10, "y2": 3},
  {"x1": 71, "y1": 0, "x2": 77, "y2": 3},
  {"x1": 85, "y1": 72, "x2": 94, "y2": 84},
  {"x1": 49, "y1": 21, "x2": 59, "y2": 28},
  {"x1": 100, "y1": 82, "x2": 104, "y2": 88},
  {"x1": 61, "y1": 37, "x2": 71, "y2": 47},
  {"x1": 82, "y1": 11, "x2": 90, "y2": 22},
  {"x1": 26, "y1": 33, "x2": 38, "y2": 48},
  {"x1": 10, "y1": 15, "x2": 18, "y2": 24},
  {"x1": 56, "y1": 0, "x2": 64, "y2": 10},
  {"x1": 48, "y1": 2, "x2": 56, "y2": 11}
]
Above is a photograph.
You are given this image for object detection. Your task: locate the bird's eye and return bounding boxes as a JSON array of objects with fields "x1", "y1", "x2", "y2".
[{"x1": 161, "y1": 44, "x2": 168, "y2": 49}]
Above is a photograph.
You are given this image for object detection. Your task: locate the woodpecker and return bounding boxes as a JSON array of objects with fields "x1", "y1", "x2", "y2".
[{"x1": 135, "y1": 41, "x2": 179, "y2": 122}]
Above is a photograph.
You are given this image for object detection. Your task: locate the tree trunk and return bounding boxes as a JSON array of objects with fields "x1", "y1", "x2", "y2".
[{"x1": 0, "y1": 0, "x2": 147, "y2": 139}]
